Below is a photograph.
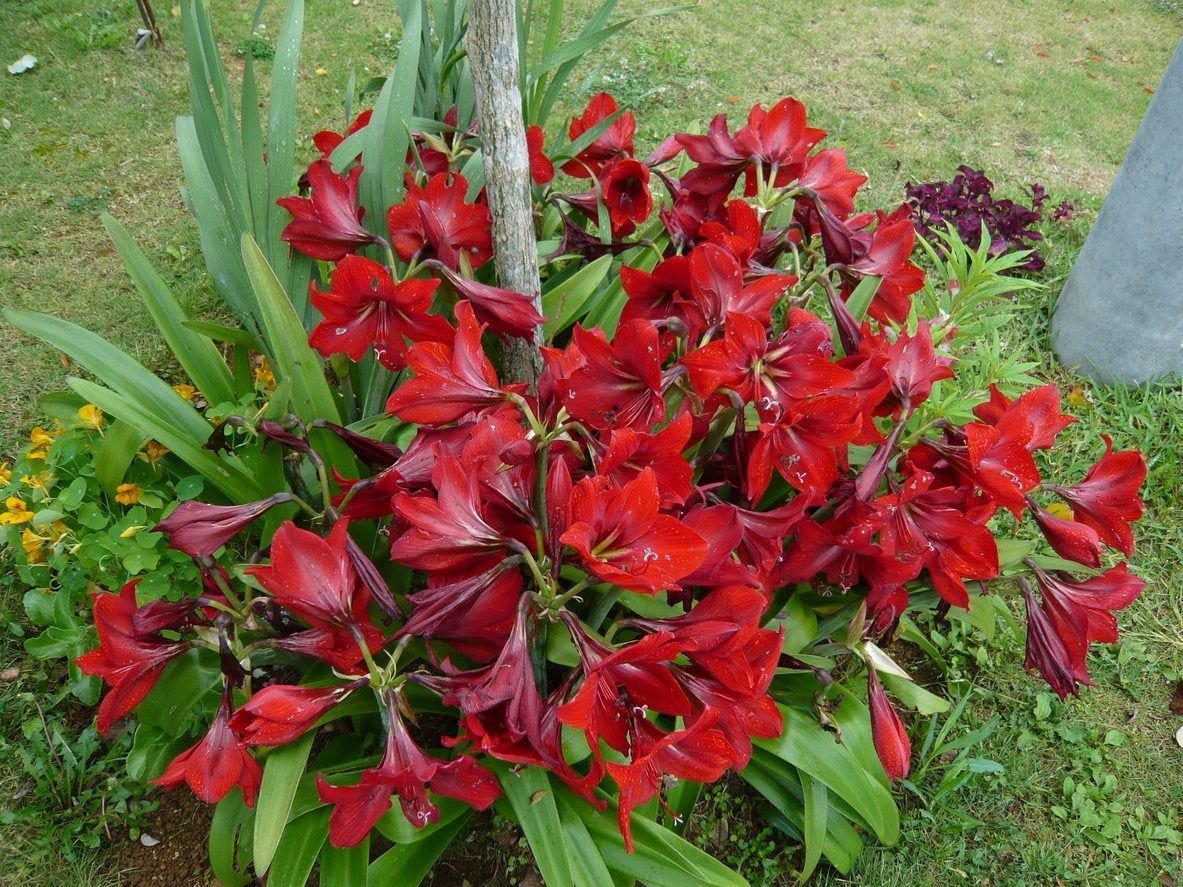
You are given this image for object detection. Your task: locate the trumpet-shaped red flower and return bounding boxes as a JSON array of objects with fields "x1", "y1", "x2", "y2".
[
  {"x1": 278, "y1": 160, "x2": 377, "y2": 261},
  {"x1": 76, "y1": 580, "x2": 189, "y2": 735},
  {"x1": 230, "y1": 680, "x2": 367, "y2": 747},
  {"x1": 386, "y1": 302, "x2": 521, "y2": 425},
  {"x1": 559, "y1": 321, "x2": 668, "y2": 431},
  {"x1": 872, "y1": 321, "x2": 955, "y2": 411},
  {"x1": 386, "y1": 172, "x2": 493, "y2": 271},
  {"x1": 155, "y1": 692, "x2": 263, "y2": 806},
  {"x1": 619, "y1": 255, "x2": 694, "y2": 329},
  {"x1": 598, "y1": 412, "x2": 695, "y2": 507},
  {"x1": 562, "y1": 92, "x2": 636, "y2": 178},
  {"x1": 600, "y1": 157, "x2": 653, "y2": 235},
  {"x1": 308, "y1": 256, "x2": 453, "y2": 370},
  {"x1": 1022, "y1": 583, "x2": 1081, "y2": 699},
  {"x1": 972, "y1": 384, "x2": 1075, "y2": 451},
  {"x1": 312, "y1": 109, "x2": 373, "y2": 157},
  {"x1": 402, "y1": 565, "x2": 522, "y2": 654},
  {"x1": 688, "y1": 244, "x2": 795, "y2": 332},
  {"x1": 431, "y1": 262, "x2": 544, "y2": 340},
  {"x1": 246, "y1": 520, "x2": 371, "y2": 630},
  {"x1": 154, "y1": 493, "x2": 295, "y2": 559},
  {"x1": 698, "y1": 199, "x2": 765, "y2": 266},
  {"x1": 318, "y1": 695, "x2": 500, "y2": 847},
  {"x1": 526, "y1": 124, "x2": 555, "y2": 185},
  {"x1": 847, "y1": 207, "x2": 926, "y2": 324},
  {"x1": 389, "y1": 448, "x2": 508, "y2": 573},
  {"x1": 561, "y1": 470, "x2": 707, "y2": 594},
  {"x1": 747, "y1": 395, "x2": 862, "y2": 499},
  {"x1": 963, "y1": 409, "x2": 1042, "y2": 519},
  {"x1": 778, "y1": 509, "x2": 916, "y2": 593},
  {"x1": 797, "y1": 148, "x2": 867, "y2": 219},
  {"x1": 867, "y1": 670, "x2": 910, "y2": 781},
  {"x1": 1054, "y1": 435, "x2": 1146, "y2": 556},
  {"x1": 732, "y1": 97, "x2": 826, "y2": 193},
  {"x1": 1028, "y1": 499, "x2": 1103, "y2": 568},
  {"x1": 273, "y1": 624, "x2": 386, "y2": 675}
]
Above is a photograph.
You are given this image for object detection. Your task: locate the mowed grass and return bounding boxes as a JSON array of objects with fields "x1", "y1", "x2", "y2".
[{"x1": 2, "y1": 0, "x2": 1182, "y2": 884}]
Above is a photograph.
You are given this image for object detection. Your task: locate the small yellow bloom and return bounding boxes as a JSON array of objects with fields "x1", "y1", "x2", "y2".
[
  {"x1": 315, "y1": 66, "x2": 328, "y2": 76},
  {"x1": 120, "y1": 524, "x2": 147, "y2": 539},
  {"x1": 22, "y1": 528, "x2": 47, "y2": 563},
  {"x1": 19, "y1": 473, "x2": 53, "y2": 496},
  {"x1": 1, "y1": 496, "x2": 34, "y2": 526},
  {"x1": 27, "y1": 426, "x2": 55, "y2": 460},
  {"x1": 172, "y1": 383, "x2": 198, "y2": 401},
  {"x1": 253, "y1": 356, "x2": 276, "y2": 393},
  {"x1": 78, "y1": 404, "x2": 105, "y2": 431},
  {"x1": 1047, "y1": 501, "x2": 1074, "y2": 520},
  {"x1": 139, "y1": 440, "x2": 170, "y2": 467},
  {"x1": 0, "y1": 461, "x2": 11, "y2": 486},
  {"x1": 115, "y1": 483, "x2": 142, "y2": 506}
]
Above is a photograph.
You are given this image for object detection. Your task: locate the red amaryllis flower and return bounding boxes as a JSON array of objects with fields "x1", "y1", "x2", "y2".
[
  {"x1": 317, "y1": 694, "x2": 500, "y2": 847},
  {"x1": 846, "y1": 207, "x2": 925, "y2": 324},
  {"x1": 1028, "y1": 499, "x2": 1103, "y2": 568},
  {"x1": 963, "y1": 409, "x2": 1042, "y2": 519},
  {"x1": 155, "y1": 691, "x2": 263, "y2": 806},
  {"x1": 778, "y1": 509, "x2": 916, "y2": 593},
  {"x1": 618, "y1": 255, "x2": 694, "y2": 328},
  {"x1": 246, "y1": 520, "x2": 371, "y2": 631},
  {"x1": 386, "y1": 302, "x2": 522, "y2": 425},
  {"x1": 867, "y1": 669, "x2": 910, "y2": 781},
  {"x1": 559, "y1": 321, "x2": 668, "y2": 431},
  {"x1": 687, "y1": 243, "x2": 796, "y2": 332},
  {"x1": 430, "y1": 262, "x2": 544, "y2": 340},
  {"x1": 386, "y1": 172, "x2": 493, "y2": 271},
  {"x1": 76, "y1": 580, "x2": 188, "y2": 735},
  {"x1": 526, "y1": 124, "x2": 555, "y2": 185},
  {"x1": 698, "y1": 199, "x2": 764, "y2": 266},
  {"x1": 676, "y1": 114, "x2": 748, "y2": 196},
  {"x1": 1034, "y1": 564, "x2": 1143, "y2": 681},
  {"x1": 230, "y1": 680, "x2": 368, "y2": 747},
  {"x1": 732, "y1": 97, "x2": 826, "y2": 194},
  {"x1": 402, "y1": 564, "x2": 521, "y2": 650},
  {"x1": 1022, "y1": 583, "x2": 1081, "y2": 699},
  {"x1": 561, "y1": 470, "x2": 707, "y2": 594},
  {"x1": 607, "y1": 711, "x2": 734, "y2": 852},
  {"x1": 562, "y1": 92, "x2": 636, "y2": 178},
  {"x1": 312, "y1": 109, "x2": 373, "y2": 157},
  {"x1": 972, "y1": 383, "x2": 1075, "y2": 451},
  {"x1": 278, "y1": 160, "x2": 377, "y2": 261},
  {"x1": 154, "y1": 493, "x2": 294, "y2": 559},
  {"x1": 747, "y1": 395, "x2": 863, "y2": 500},
  {"x1": 796, "y1": 148, "x2": 867, "y2": 219},
  {"x1": 307, "y1": 256, "x2": 453, "y2": 370},
  {"x1": 682, "y1": 310, "x2": 852, "y2": 417},
  {"x1": 389, "y1": 448, "x2": 508, "y2": 573},
  {"x1": 598, "y1": 412, "x2": 695, "y2": 507},
  {"x1": 1053, "y1": 435, "x2": 1146, "y2": 556},
  {"x1": 599, "y1": 157, "x2": 653, "y2": 235},
  {"x1": 273, "y1": 624, "x2": 385, "y2": 675},
  {"x1": 871, "y1": 321, "x2": 955, "y2": 411}
]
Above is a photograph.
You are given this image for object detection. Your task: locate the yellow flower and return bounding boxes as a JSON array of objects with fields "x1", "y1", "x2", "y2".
[
  {"x1": 1, "y1": 497, "x2": 34, "y2": 525},
  {"x1": 115, "y1": 483, "x2": 142, "y2": 506},
  {"x1": 27, "y1": 426, "x2": 55, "y2": 460},
  {"x1": 78, "y1": 403, "x2": 105, "y2": 431},
  {"x1": 172, "y1": 383, "x2": 198, "y2": 401},
  {"x1": 120, "y1": 524, "x2": 147, "y2": 539},
  {"x1": 139, "y1": 440, "x2": 170, "y2": 467},
  {"x1": 22, "y1": 528, "x2": 47, "y2": 563},
  {"x1": 315, "y1": 66, "x2": 328, "y2": 76},
  {"x1": 1047, "y1": 501, "x2": 1074, "y2": 520},
  {"x1": 0, "y1": 461, "x2": 11, "y2": 486},
  {"x1": 19, "y1": 472, "x2": 53, "y2": 496},
  {"x1": 254, "y1": 356, "x2": 276, "y2": 393}
]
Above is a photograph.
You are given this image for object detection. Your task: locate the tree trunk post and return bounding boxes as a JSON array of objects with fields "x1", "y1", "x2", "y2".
[{"x1": 466, "y1": 0, "x2": 544, "y2": 386}]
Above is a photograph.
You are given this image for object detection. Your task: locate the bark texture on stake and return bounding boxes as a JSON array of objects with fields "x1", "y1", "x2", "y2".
[{"x1": 466, "y1": 0, "x2": 544, "y2": 386}]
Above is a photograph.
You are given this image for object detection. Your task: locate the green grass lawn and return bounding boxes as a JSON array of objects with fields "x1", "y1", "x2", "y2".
[{"x1": 2, "y1": 0, "x2": 1182, "y2": 884}]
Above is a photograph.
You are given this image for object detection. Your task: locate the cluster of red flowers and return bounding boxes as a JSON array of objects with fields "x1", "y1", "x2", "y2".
[{"x1": 78, "y1": 93, "x2": 1146, "y2": 851}]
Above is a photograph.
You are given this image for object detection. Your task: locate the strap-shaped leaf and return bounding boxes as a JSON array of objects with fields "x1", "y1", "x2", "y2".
[
  {"x1": 493, "y1": 764, "x2": 574, "y2": 887},
  {"x1": 799, "y1": 770, "x2": 828, "y2": 881},
  {"x1": 65, "y1": 378, "x2": 261, "y2": 502},
  {"x1": 266, "y1": 807, "x2": 329, "y2": 887},
  {"x1": 554, "y1": 793, "x2": 615, "y2": 887},
  {"x1": 209, "y1": 791, "x2": 254, "y2": 887},
  {"x1": 95, "y1": 420, "x2": 147, "y2": 496},
  {"x1": 102, "y1": 213, "x2": 236, "y2": 405},
  {"x1": 846, "y1": 275, "x2": 882, "y2": 322},
  {"x1": 135, "y1": 648, "x2": 222, "y2": 734},
  {"x1": 542, "y1": 254, "x2": 612, "y2": 340},
  {"x1": 264, "y1": 0, "x2": 304, "y2": 271},
  {"x1": 319, "y1": 836, "x2": 369, "y2": 885},
  {"x1": 254, "y1": 731, "x2": 315, "y2": 876},
  {"x1": 4, "y1": 308, "x2": 212, "y2": 441},
  {"x1": 367, "y1": 810, "x2": 469, "y2": 885}
]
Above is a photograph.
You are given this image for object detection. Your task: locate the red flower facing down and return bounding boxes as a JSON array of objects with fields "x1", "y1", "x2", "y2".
[
  {"x1": 154, "y1": 493, "x2": 295, "y2": 559},
  {"x1": 386, "y1": 172, "x2": 493, "y2": 271},
  {"x1": 278, "y1": 159, "x2": 377, "y2": 262},
  {"x1": 1053, "y1": 435, "x2": 1146, "y2": 557},
  {"x1": 867, "y1": 669, "x2": 910, "y2": 781},
  {"x1": 155, "y1": 691, "x2": 263, "y2": 807},
  {"x1": 526, "y1": 124, "x2": 555, "y2": 185},
  {"x1": 230, "y1": 680, "x2": 368, "y2": 747},
  {"x1": 308, "y1": 255, "x2": 453, "y2": 370},
  {"x1": 430, "y1": 262, "x2": 544, "y2": 340},
  {"x1": 561, "y1": 470, "x2": 707, "y2": 594},
  {"x1": 562, "y1": 92, "x2": 636, "y2": 179}
]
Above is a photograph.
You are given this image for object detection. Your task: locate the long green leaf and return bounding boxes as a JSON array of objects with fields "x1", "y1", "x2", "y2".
[
  {"x1": 209, "y1": 792, "x2": 253, "y2": 887},
  {"x1": 846, "y1": 275, "x2": 882, "y2": 322},
  {"x1": 266, "y1": 808, "x2": 329, "y2": 887},
  {"x1": 265, "y1": 0, "x2": 304, "y2": 270},
  {"x1": 494, "y1": 764, "x2": 573, "y2": 887},
  {"x1": 102, "y1": 213, "x2": 236, "y2": 405},
  {"x1": 95, "y1": 420, "x2": 146, "y2": 496},
  {"x1": 4, "y1": 308, "x2": 212, "y2": 442},
  {"x1": 541, "y1": 254, "x2": 612, "y2": 340},
  {"x1": 320, "y1": 836, "x2": 369, "y2": 885},
  {"x1": 799, "y1": 771, "x2": 828, "y2": 881},
  {"x1": 367, "y1": 811, "x2": 469, "y2": 885},
  {"x1": 555, "y1": 793, "x2": 615, "y2": 887},
  {"x1": 254, "y1": 731, "x2": 315, "y2": 876}
]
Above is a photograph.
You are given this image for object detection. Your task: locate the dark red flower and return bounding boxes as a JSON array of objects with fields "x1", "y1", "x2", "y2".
[
  {"x1": 561, "y1": 470, "x2": 707, "y2": 594},
  {"x1": 796, "y1": 148, "x2": 867, "y2": 219},
  {"x1": 847, "y1": 206, "x2": 925, "y2": 324},
  {"x1": 698, "y1": 199, "x2": 764, "y2": 266},
  {"x1": 154, "y1": 493, "x2": 294, "y2": 559},
  {"x1": 431, "y1": 262, "x2": 544, "y2": 340},
  {"x1": 1029, "y1": 500, "x2": 1103, "y2": 568},
  {"x1": 559, "y1": 321, "x2": 668, "y2": 431},
  {"x1": 779, "y1": 509, "x2": 916, "y2": 593},
  {"x1": 972, "y1": 384, "x2": 1075, "y2": 451},
  {"x1": 618, "y1": 255, "x2": 694, "y2": 329},
  {"x1": 687, "y1": 244, "x2": 796, "y2": 332},
  {"x1": 867, "y1": 669, "x2": 910, "y2": 781},
  {"x1": 230, "y1": 680, "x2": 367, "y2": 747},
  {"x1": 1054, "y1": 436, "x2": 1146, "y2": 556},
  {"x1": 278, "y1": 160, "x2": 377, "y2": 261},
  {"x1": 747, "y1": 395, "x2": 862, "y2": 500},
  {"x1": 526, "y1": 123, "x2": 555, "y2": 185},
  {"x1": 732, "y1": 97, "x2": 826, "y2": 194},
  {"x1": 386, "y1": 172, "x2": 493, "y2": 271},
  {"x1": 562, "y1": 93, "x2": 636, "y2": 178},
  {"x1": 273, "y1": 624, "x2": 386, "y2": 675},
  {"x1": 599, "y1": 157, "x2": 653, "y2": 235},
  {"x1": 872, "y1": 321, "x2": 955, "y2": 411},
  {"x1": 318, "y1": 693, "x2": 499, "y2": 847},
  {"x1": 1022, "y1": 583, "x2": 1081, "y2": 699},
  {"x1": 963, "y1": 409, "x2": 1042, "y2": 519},
  {"x1": 312, "y1": 109, "x2": 373, "y2": 157},
  {"x1": 155, "y1": 692, "x2": 263, "y2": 806},
  {"x1": 386, "y1": 302, "x2": 522, "y2": 425},
  {"x1": 76, "y1": 580, "x2": 189, "y2": 735},
  {"x1": 597, "y1": 412, "x2": 695, "y2": 507},
  {"x1": 308, "y1": 256, "x2": 453, "y2": 370}
]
